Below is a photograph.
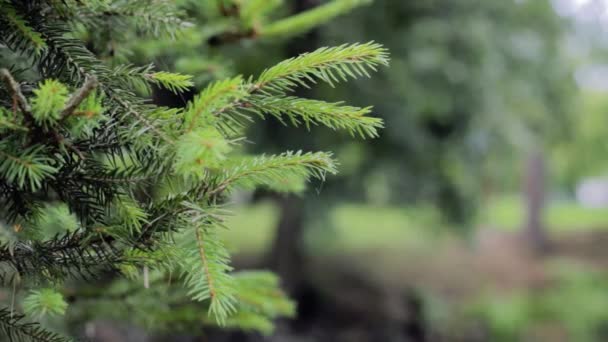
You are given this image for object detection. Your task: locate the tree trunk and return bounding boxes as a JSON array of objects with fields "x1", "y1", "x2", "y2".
[
  {"x1": 266, "y1": 0, "x2": 320, "y2": 294},
  {"x1": 267, "y1": 195, "x2": 307, "y2": 293},
  {"x1": 523, "y1": 148, "x2": 549, "y2": 253}
]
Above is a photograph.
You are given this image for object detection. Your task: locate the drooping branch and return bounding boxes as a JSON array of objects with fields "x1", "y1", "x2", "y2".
[
  {"x1": 0, "y1": 307, "x2": 70, "y2": 342},
  {"x1": 0, "y1": 231, "x2": 121, "y2": 283}
]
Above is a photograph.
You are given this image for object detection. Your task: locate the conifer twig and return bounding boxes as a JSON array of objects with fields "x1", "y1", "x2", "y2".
[
  {"x1": 0, "y1": 68, "x2": 31, "y2": 115},
  {"x1": 51, "y1": 130, "x2": 85, "y2": 160},
  {"x1": 195, "y1": 227, "x2": 216, "y2": 300},
  {"x1": 60, "y1": 75, "x2": 98, "y2": 119}
]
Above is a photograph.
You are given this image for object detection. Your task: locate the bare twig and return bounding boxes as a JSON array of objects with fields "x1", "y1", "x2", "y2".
[
  {"x1": 60, "y1": 74, "x2": 98, "y2": 119},
  {"x1": 0, "y1": 68, "x2": 31, "y2": 115}
]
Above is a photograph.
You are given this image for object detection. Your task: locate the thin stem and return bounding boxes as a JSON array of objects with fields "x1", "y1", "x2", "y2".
[
  {"x1": 0, "y1": 69, "x2": 31, "y2": 115},
  {"x1": 60, "y1": 75, "x2": 98, "y2": 120},
  {"x1": 195, "y1": 227, "x2": 216, "y2": 299}
]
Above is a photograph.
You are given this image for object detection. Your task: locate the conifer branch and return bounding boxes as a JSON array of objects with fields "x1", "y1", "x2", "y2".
[
  {"x1": 31, "y1": 24, "x2": 173, "y2": 146},
  {"x1": 0, "y1": 4, "x2": 46, "y2": 53},
  {"x1": 0, "y1": 116, "x2": 28, "y2": 132},
  {"x1": 0, "y1": 69, "x2": 31, "y2": 116},
  {"x1": 60, "y1": 75, "x2": 98, "y2": 120},
  {"x1": 206, "y1": 44, "x2": 388, "y2": 135},
  {"x1": 250, "y1": 96, "x2": 383, "y2": 138},
  {"x1": 184, "y1": 77, "x2": 245, "y2": 133},
  {"x1": 195, "y1": 227, "x2": 216, "y2": 300},
  {"x1": 255, "y1": 42, "x2": 389, "y2": 92},
  {"x1": 209, "y1": 151, "x2": 337, "y2": 196},
  {"x1": 181, "y1": 225, "x2": 237, "y2": 325},
  {"x1": 147, "y1": 72, "x2": 193, "y2": 94},
  {"x1": 261, "y1": 0, "x2": 372, "y2": 39},
  {"x1": 0, "y1": 307, "x2": 70, "y2": 342},
  {"x1": 0, "y1": 231, "x2": 120, "y2": 282},
  {"x1": 0, "y1": 145, "x2": 58, "y2": 191},
  {"x1": 112, "y1": 95, "x2": 175, "y2": 144},
  {"x1": 73, "y1": 0, "x2": 190, "y2": 39}
]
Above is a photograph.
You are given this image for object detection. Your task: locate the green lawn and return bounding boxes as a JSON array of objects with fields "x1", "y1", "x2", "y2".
[
  {"x1": 221, "y1": 195, "x2": 608, "y2": 255},
  {"x1": 480, "y1": 195, "x2": 608, "y2": 231},
  {"x1": 222, "y1": 201, "x2": 447, "y2": 255}
]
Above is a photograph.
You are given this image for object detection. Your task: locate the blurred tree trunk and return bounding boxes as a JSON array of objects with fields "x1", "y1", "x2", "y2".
[
  {"x1": 268, "y1": 195, "x2": 307, "y2": 292},
  {"x1": 523, "y1": 148, "x2": 549, "y2": 253},
  {"x1": 266, "y1": 0, "x2": 320, "y2": 295}
]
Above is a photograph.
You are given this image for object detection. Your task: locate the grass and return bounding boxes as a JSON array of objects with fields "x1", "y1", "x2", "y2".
[
  {"x1": 220, "y1": 195, "x2": 608, "y2": 341},
  {"x1": 222, "y1": 201, "x2": 446, "y2": 255},
  {"x1": 319, "y1": 203, "x2": 444, "y2": 251},
  {"x1": 221, "y1": 194, "x2": 608, "y2": 255},
  {"x1": 480, "y1": 195, "x2": 608, "y2": 232}
]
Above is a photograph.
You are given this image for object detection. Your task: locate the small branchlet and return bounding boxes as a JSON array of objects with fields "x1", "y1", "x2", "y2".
[
  {"x1": 0, "y1": 68, "x2": 31, "y2": 115},
  {"x1": 60, "y1": 75, "x2": 98, "y2": 120}
]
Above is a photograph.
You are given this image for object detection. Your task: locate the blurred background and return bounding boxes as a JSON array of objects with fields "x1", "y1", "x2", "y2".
[{"x1": 129, "y1": 0, "x2": 608, "y2": 340}]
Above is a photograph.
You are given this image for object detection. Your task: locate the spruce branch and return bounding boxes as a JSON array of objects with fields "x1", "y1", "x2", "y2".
[
  {"x1": 181, "y1": 225, "x2": 237, "y2": 325},
  {"x1": 0, "y1": 231, "x2": 120, "y2": 282},
  {"x1": 209, "y1": 151, "x2": 337, "y2": 196},
  {"x1": 250, "y1": 95, "x2": 383, "y2": 138},
  {"x1": 112, "y1": 94, "x2": 175, "y2": 144},
  {"x1": 73, "y1": 0, "x2": 190, "y2": 39},
  {"x1": 0, "y1": 69, "x2": 31, "y2": 116},
  {"x1": 224, "y1": 271, "x2": 295, "y2": 335},
  {"x1": 35, "y1": 23, "x2": 106, "y2": 84},
  {"x1": 31, "y1": 25, "x2": 176, "y2": 146},
  {"x1": 184, "y1": 77, "x2": 245, "y2": 133},
  {"x1": 0, "y1": 307, "x2": 70, "y2": 342},
  {"x1": 60, "y1": 75, "x2": 98, "y2": 120},
  {"x1": 255, "y1": 42, "x2": 389, "y2": 92},
  {"x1": 195, "y1": 227, "x2": 216, "y2": 300},
  {"x1": 0, "y1": 4, "x2": 46, "y2": 53},
  {"x1": 261, "y1": 0, "x2": 373, "y2": 39},
  {"x1": 147, "y1": 72, "x2": 193, "y2": 94},
  {"x1": 23, "y1": 288, "x2": 68, "y2": 319},
  {"x1": 0, "y1": 145, "x2": 58, "y2": 191},
  {"x1": 204, "y1": 44, "x2": 388, "y2": 135}
]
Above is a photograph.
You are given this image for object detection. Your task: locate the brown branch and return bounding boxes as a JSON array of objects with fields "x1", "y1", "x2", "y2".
[
  {"x1": 207, "y1": 1, "x2": 260, "y2": 46},
  {"x1": 218, "y1": 1, "x2": 240, "y2": 17},
  {"x1": 60, "y1": 75, "x2": 98, "y2": 120},
  {"x1": 0, "y1": 69, "x2": 85, "y2": 157},
  {"x1": 0, "y1": 68, "x2": 31, "y2": 115},
  {"x1": 207, "y1": 29, "x2": 257, "y2": 46},
  {"x1": 51, "y1": 130, "x2": 85, "y2": 160}
]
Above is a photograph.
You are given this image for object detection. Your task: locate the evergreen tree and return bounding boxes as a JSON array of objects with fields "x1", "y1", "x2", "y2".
[{"x1": 0, "y1": 1, "x2": 387, "y2": 340}]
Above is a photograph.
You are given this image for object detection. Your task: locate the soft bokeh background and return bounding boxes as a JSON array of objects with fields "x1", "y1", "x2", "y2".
[{"x1": 205, "y1": 0, "x2": 608, "y2": 341}]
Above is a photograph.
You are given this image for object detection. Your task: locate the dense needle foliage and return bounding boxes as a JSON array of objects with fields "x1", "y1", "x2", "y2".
[{"x1": 0, "y1": 0, "x2": 386, "y2": 340}]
